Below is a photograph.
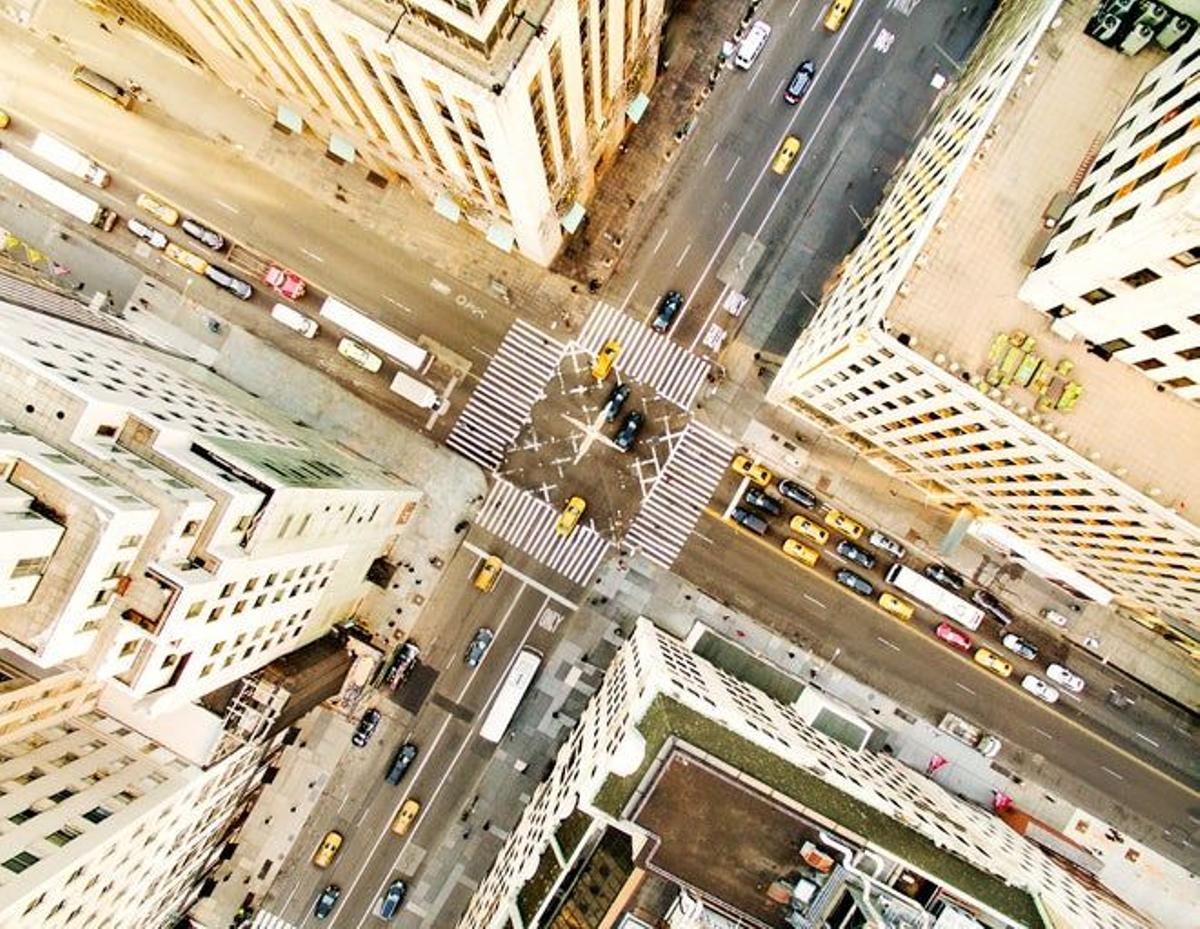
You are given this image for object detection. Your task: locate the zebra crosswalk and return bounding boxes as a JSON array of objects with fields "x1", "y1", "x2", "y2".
[
  {"x1": 576, "y1": 302, "x2": 711, "y2": 411},
  {"x1": 249, "y1": 911, "x2": 298, "y2": 929},
  {"x1": 446, "y1": 320, "x2": 567, "y2": 470},
  {"x1": 477, "y1": 478, "x2": 611, "y2": 586},
  {"x1": 624, "y1": 420, "x2": 737, "y2": 568}
]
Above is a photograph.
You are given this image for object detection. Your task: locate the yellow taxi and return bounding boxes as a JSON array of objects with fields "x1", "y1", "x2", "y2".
[
  {"x1": 789, "y1": 516, "x2": 829, "y2": 546},
  {"x1": 771, "y1": 136, "x2": 802, "y2": 175},
  {"x1": 782, "y1": 538, "x2": 820, "y2": 567},
  {"x1": 0, "y1": 110, "x2": 10, "y2": 130},
  {"x1": 391, "y1": 798, "x2": 421, "y2": 836},
  {"x1": 823, "y1": 509, "x2": 864, "y2": 540},
  {"x1": 474, "y1": 555, "x2": 503, "y2": 593},
  {"x1": 592, "y1": 339, "x2": 621, "y2": 380},
  {"x1": 136, "y1": 192, "x2": 179, "y2": 226},
  {"x1": 974, "y1": 648, "x2": 1014, "y2": 679},
  {"x1": 823, "y1": 0, "x2": 853, "y2": 32},
  {"x1": 312, "y1": 830, "x2": 343, "y2": 868},
  {"x1": 878, "y1": 592, "x2": 914, "y2": 621},
  {"x1": 556, "y1": 496, "x2": 586, "y2": 537},
  {"x1": 164, "y1": 242, "x2": 209, "y2": 275},
  {"x1": 730, "y1": 455, "x2": 772, "y2": 487}
]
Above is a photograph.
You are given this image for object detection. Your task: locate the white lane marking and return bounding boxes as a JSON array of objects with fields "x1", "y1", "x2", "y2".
[
  {"x1": 803, "y1": 593, "x2": 826, "y2": 608},
  {"x1": 773, "y1": 75, "x2": 790, "y2": 99},
  {"x1": 724, "y1": 155, "x2": 742, "y2": 182},
  {"x1": 679, "y1": 18, "x2": 868, "y2": 331},
  {"x1": 1101, "y1": 765, "x2": 1125, "y2": 781},
  {"x1": 1134, "y1": 731, "x2": 1160, "y2": 748},
  {"x1": 1031, "y1": 726, "x2": 1053, "y2": 739},
  {"x1": 954, "y1": 681, "x2": 975, "y2": 695},
  {"x1": 430, "y1": 278, "x2": 452, "y2": 295},
  {"x1": 791, "y1": 0, "x2": 804, "y2": 14},
  {"x1": 703, "y1": 140, "x2": 719, "y2": 165},
  {"x1": 753, "y1": 20, "x2": 881, "y2": 240},
  {"x1": 463, "y1": 540, "x2": 578, "y2": 610},
  {"x1": 383, "y1": 295, "x2": 412, "y2": 313},
  {"x1": 746, "y1": 62, "x2": 765, "y2": 91},
  {"x1": 618, "y1": 278, "x2": 640, "y2": 311},
  {"x1": 213, "y1": 198, "x2": 240, "y2": 213},
  {"x1": 721, "y1": 476, "x2": 749, "y2": 520},
  {"x1": 675, "y1": 241, "x2": 693, "y2": 268},
  {"x1": 346, "y1": 590, "x2": 551, "y2": 928},
  {"x1": 651, "y1": 227, "x2": 670, "y2": 256},
  {"x1": 300, "y1": 247, "x2": 324, "y2": 263},
  {"x1": 876, "y1": 636, "x2": 900, "y2": 652}
]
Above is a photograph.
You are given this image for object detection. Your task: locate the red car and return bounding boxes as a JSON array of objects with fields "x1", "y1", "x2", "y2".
[
  {"x1": 264, "y1": 265, "x2": 307, "y2": 300},
  {"x1": 934, "y1": 622, "x2": 972, "y2": 652}
]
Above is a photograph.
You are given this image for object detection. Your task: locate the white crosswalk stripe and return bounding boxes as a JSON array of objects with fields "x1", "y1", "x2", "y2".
[
  {"x1": 576, "y1": 301, "x2": 711, "y2": 410},
  {"x1": 625, "y1": 420, "x2": 737, "y2": 568},
  {"x1": 446, "y1": 320, "x2": 567, "y2": 470},
  {"x1": 477, "y1": 478, "x2": 611, "y2": 586},
  {"x1": 250, "y1": 911, "x2": 299, "y2": 929}
]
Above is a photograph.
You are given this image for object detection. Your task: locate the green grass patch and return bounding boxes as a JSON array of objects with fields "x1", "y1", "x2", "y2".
[
  {"x1": 554, "y1": 808, "x2": 592, "y2": 857},
  {"x1": 516, "y1": 845, "x2": 562, "y2": 926}
]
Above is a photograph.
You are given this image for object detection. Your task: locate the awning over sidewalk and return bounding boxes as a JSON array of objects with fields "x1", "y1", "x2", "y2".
[
  {"x1": 434, "y1": 193, "x2": 461, "y2": 222},
  {"x1": 626, "y1": 92, "x2": 651, "y2": 124},
  {"x1": 969, "y1": 520, "x2": 1114, "y2": 603},
  {"x1": 327, "y1": 133, "x2": 356, "y2": 163},
  {"x1": 486, "y1": 224, "x2": 515, "y2": 253},
  {"x1": 275, "y1": 104, "x2": 303, "y2": 133},
  {"x1": 560, "y1": 202, "x2": 586, "y2": 233}
]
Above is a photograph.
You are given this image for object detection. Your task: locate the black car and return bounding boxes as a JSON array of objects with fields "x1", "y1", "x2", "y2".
[
  {"x1": 614, "y1": 410, "x2": 644, "y2": 452},
  {"x1": 385, "y1": 742, "x2": 418, "y2": 785},
  {"x1": 378, "y1": 879, "x2": 408, "y2": 920},
  {"x1": 652, "y1": 290, "x2": 684, "y2": 333},
  {"x1": 972, "y1": 589, "x2": 1013, "y2": 626},
  {"x1": 743, "y1": 487, "x2": 782, "y2": 516},
  {"x1": 314, "y1": 884, "x2": 341, "y2": 920},
  {"x1": 180, "y1": 217, "x2": 226, "y2": 251},
  {"x1": 836, "y1": 569, "x2": 874, "y2": 597},
  {"x1": 204, "y1": 264, "x2": 253, "y2": 300},
  {"x1": 924, "y1": 563, "x2": 964, "y2": 591},
  {"x1": 730, "y1": 506, "x2": 768, "y2": 535},
  {"x1": 464, "y1": 627, "x2": 495, "y2": 667},
  {"x1": 352, "y1": 708, "x2": 381, "y2": 747},
  {"x1": 602, "y1": 383, "x2": 631, "y2": 422},
  {"x1": 783, "y1": 60, "x2": 816, "y2": 104},
  {"x1": 385, "y1": 641, "x2": 420, "y2": 689},
  {"x1": 777, "y1": 479, "x2": 818, "y2": 509},
  {"x1": 835, "y1": 540, "x2": 876, "y2": 570}
]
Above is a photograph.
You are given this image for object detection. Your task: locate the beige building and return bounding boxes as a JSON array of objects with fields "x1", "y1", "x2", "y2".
[
  {"x1": 1020, "y1": 33, "x2": 1200, "y2": 401},
  {"x1": 768, "y1": 0, "x2": 1200, "y2": 631},
  {"x1": 100, "y1": 0, "x2": 666, "y2": 263},
  {"x1": 0, "y1": 300, "x2": 420, "y2": 710}
]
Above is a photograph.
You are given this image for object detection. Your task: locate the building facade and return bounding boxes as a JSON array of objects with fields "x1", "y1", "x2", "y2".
[
  {"x1": 1020, "y1": 33, "x2": 1200, "y2": 401},
  {"x1": 767, "y1": 0, "x2": 1200, "y2": 630},
  {"x1": 455, "y1": 618, "x2": 1152, "y2": 929},
  {"x1": 104, "y1": 0, "x2": 666, "y2": 264},
  {"x1": 0, "y1": 301, "x2": 419, "y2": 711}
]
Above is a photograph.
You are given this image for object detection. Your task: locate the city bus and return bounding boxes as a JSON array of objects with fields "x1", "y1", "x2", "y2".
[
  {"x1": 479, "y1": 648, "x2": 542, "y2": 743},
  {"x1": 319, "y1": 296, "x2": 429, "y2": 372},
  {"x1": 884, "y1": 564, "x2": 985, "y2": 631},
  {"x1": 0, "y1": 150, "x2": 117, "y2": 231}
]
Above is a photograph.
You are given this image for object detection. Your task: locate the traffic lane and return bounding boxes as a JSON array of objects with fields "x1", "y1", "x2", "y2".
[
  {"x1": 677, "y1": 518, "x2": 1200, "y2": 840},
  {"x1": 0, "y1": 52, "x2": 513, "y2": 360}
]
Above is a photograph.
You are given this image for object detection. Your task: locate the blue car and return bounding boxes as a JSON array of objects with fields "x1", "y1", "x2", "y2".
[
  {"x1": 652, "y1": 290, "x2": 684, "y2": 333},
  {"x1": 378, "y1": 878, "x2": 407, "y2": 920}
]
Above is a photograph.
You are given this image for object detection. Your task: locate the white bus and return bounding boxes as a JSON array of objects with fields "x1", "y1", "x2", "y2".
[
  {"x1": 31, "y1": 132, "x2": 110, "y2": 188},
  {"x1": 479, "y1": 648, "x2": 541, "y2": 743},
  {"x1": 885, "y1": 564, "x2": 985, "y2": 631},
  {"x1": 0, "y1": 150, "x2": 117, "y2": 231},
  {"x1": 389, "y1": 370, "x2": 440, "y2": 410},
  {"x1": 319, "y1": 296, "x2": 429, "y2": 372}
]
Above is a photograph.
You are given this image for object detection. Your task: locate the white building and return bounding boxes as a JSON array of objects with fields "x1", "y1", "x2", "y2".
[
  {"x1": 0, "y1": 301, "x2": 420, "y2": 710},
  {"x1": 0, "y1": 650, "x2": 270, "y2": 929},
  {"x1": 455, "y1": 618, "x2": 1152, "y2": 929},
  {"x1": 113, "y1": 0, "x2": 666, "y2": 264},
  {"x1": 767, "y1": 0, "x2": 1200, "y2": 631},
  {"x1": 1019, "y1": 33, "x2": 1200, "y2": 401}
]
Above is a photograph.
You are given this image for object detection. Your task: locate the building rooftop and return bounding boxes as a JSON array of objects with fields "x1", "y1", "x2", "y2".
[{"x1": 886, "y1": 17, "x2": 1199, "y2": 513}]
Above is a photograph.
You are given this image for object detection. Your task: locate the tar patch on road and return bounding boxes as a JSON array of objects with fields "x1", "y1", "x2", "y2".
[{"x1": 392, "y1": 663, "x2": 438, "y2": 714}]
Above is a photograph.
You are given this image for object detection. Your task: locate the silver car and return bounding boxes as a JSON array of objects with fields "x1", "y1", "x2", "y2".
[
  {"x1": 127, "y1": 217, "x2": 167, "y2": 250},
  {"x1": 204, "y1": 264, "x2": 253, "y2": 300},
  {"x1": 1020, "y1": 674, "x2": 1059, "y2": 704},
  {"x1": 868, "y1": 529, "x2": 906, "y2": 560},
  {"x1": 181, "y1": 216, "x2": 226, "y2": 251},
  {"x1": 1046, "y1": 662, "x2": 1085, "y2": 693}
]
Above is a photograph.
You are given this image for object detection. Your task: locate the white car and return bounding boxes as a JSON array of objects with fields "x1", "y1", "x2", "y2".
[
  {"x1": 1046, "y1": 662, "x2": 1085, "y2": 694},
  {"x1": 1041, "y1": 607, "x2": 1070, "y2": 627},
  {"x1": 1021, "y1": 674, "x2": 1060, "y2": 704},
  {"x1": 127, "y1": 217, "x2": 167, "y2": 250},
  {"x1": 337, "y1": 338, "x2": 383, "y2": 373}
]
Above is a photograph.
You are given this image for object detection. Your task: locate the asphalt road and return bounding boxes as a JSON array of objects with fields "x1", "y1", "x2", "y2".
[{"x1": 679, "y1": 472, "x2": 1200, "y2": 865}]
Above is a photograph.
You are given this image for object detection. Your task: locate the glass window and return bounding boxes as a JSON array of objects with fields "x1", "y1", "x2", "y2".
[{"x1": 1143, "y1": 324, "x2": 1178, "y2": 339}]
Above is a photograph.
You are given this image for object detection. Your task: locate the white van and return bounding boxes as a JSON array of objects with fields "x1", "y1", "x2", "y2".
[
  {"x1": 270, "y1": 303, "x2": 318, "y2": 338},
  {"x1": 735, "y1": 21, "x2": 771, "y2": 70},
  {"x1": 389, "y1": 370, "x2": 440, "y2": 410}
]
